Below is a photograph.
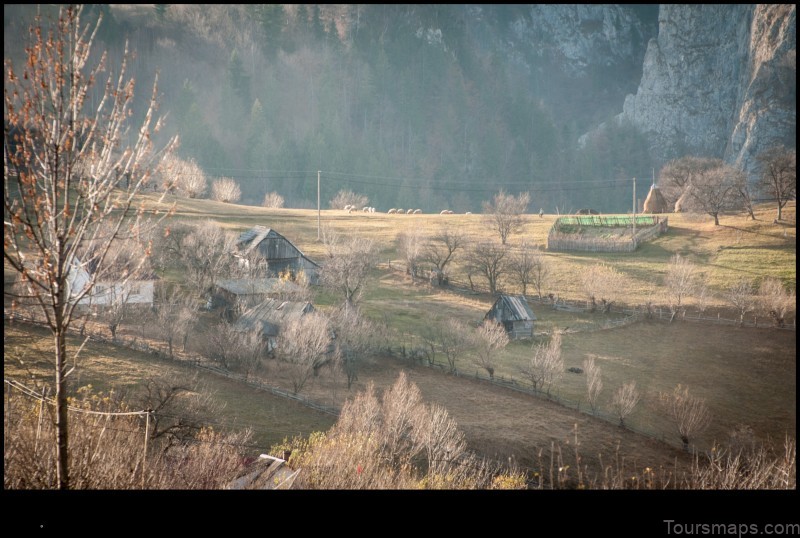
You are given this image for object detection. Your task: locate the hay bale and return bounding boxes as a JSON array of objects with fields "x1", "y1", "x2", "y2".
[{"x1": 643, "y1": 185, "x2": 668, "y2": 214}]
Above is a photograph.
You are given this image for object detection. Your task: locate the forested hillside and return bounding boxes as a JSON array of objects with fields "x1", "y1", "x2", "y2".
[{"x1": 4, "y1": 4, "x2": 793, "y2": 212}]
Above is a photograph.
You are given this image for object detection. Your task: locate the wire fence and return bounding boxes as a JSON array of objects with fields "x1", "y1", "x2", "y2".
[{"x1": 547, "y1": 216, "x2": 669, "y2": 252}]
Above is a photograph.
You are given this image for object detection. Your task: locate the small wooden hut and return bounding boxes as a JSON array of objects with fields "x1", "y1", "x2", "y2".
[{"x1": 484, "y1": 294, "x2": 536, "y2": 339}]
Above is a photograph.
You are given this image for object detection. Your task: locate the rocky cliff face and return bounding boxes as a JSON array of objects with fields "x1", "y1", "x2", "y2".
[{"x1": 616, "y1": 4, "x2": 795, "y2": 178}]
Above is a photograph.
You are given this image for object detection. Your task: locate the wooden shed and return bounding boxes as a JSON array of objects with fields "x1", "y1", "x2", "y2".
[
  {"x1": 484, "y1": 294, "x2": 536, "y2": 339},
  {"x1": 235, "y1": 226, "x2": 320, "y2": 283}
]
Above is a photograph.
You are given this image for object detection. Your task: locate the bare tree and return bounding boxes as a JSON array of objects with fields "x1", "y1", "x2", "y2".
[
  {"x1": 262, "y1": 191, "x2": 285, "y2": 208},
  {"x1": 329, "y1": 189, "x2": 368, "y2": 210},
  {"x1": 686, "y1": 163, "x2": 743, "y2": 226},
  {"x1": 465, "y1": 240, "x2": 508, "y2": 295},
  {"x1": 153, "y1": 286, "x2": 194, "y2": 359},
  {"x1": 472, "y1": 320, "x2": 509, "y2": 379},
  {"x1": 521, "y1": 331, "x2": 563, "y2": 396},
  {"x1": 611, "y1": 381, "x2": 640, "y2": 427},
  {"x1": 725, "y1": 278, "x2": 756, "y2": 327},
  {"x1": 734, "y1": 171, "x2": 757, "y2": 221},
  {"x1": 437, "y1": 319, "x2": 472, "y2": 374},
  {"x1": 581, "y1": 263, "x2": 625, "y2": 313},
  {"x1": 330, "y1": 306, "x2": 381, "y2": 389},
  {"x1": 423, "y1": 227, "x2": 465, "y2": 286},
  {"x1": 211, "y1": 177, "x2": 242, "y2": 203},
  {"x1": 663, "y1": 254, "x2": 703, "y2": 322},
  {"x1": 509, "y1": 242, "x2": 548, "y2": 297},
  {"x1": 180, "y1": 221, "x2": 237, "y2": 298},
  {"x1": 320, "y1": 230, "x2": 377, "y2": 308},
  {"x1": 482, "y1": 190, "x2": 530, "y2": 245},
  {"x1": 397, "y1": 227, "x2": 425, "y2": 278},
  {"x1": 583, "y1": 356, "x2": 603, "y2": 413},
  {"x1": 658, "y1": 385, "x2": 712, "y2": 450},
  {"x1": 3, "y1": 6, "x2": 176, "y2": 489},
  {"x1": 207, "y1": 321, "x2": 247, "y2": 370},
  {"x1": 160, "y1": 154, "x2": 207, "y2": 198},
  {"x1": 756, "y1": 146, "x2": 796, "y2": 221},
  {"x1": 276, "y1": 312, "x2": 333, "y2": 394},
  {"x1": 758, "y1": 277, "x2": 795, "y2": 328},
  {"x1": 658, "y1": 156, "x2": 719, "y2": 211}
]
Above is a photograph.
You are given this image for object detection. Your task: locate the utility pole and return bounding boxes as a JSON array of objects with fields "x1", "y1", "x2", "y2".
[
  {"x1": 632, "y1": 177, "x2": 637, "y2": 237},
  {"x1": 317, "y1": 170, "x2": 321, "y2": 241}
]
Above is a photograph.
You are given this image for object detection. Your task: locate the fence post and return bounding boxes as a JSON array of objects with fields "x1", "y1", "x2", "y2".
[{"x1": 142, "y1": 411, "x2": 150, "y2": 490}]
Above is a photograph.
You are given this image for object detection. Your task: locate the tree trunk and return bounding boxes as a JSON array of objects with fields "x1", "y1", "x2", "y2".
[
  {"x1": 713, "y1": 214, "x2": 720, "y2": 225},
  {"x1": 55, "y1": 328, "x2": 70, "y2": 490},
  {"x1": 777, "y1": 205, "x2": 782, "y2": 221}
]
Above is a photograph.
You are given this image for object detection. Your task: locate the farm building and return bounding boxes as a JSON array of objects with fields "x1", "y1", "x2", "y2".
[
  {"x1": 66, "y1": 255, "x2": 156, "y2": 308},
  {"x1": 233, "y1": 298, "x2": 315, "y2": 351},
  {"x1": 208, "y1": 278, "x2": 302, "y2": 319},
  {"x1": 643, "y1": 185, "x2": 669, "y2": 214},
  {"x1": 484, "y1": 294, "x2": 536, "y2": 339},
  {"x1": 235, "y1": 226, "x2": 320, "y2": 283}
]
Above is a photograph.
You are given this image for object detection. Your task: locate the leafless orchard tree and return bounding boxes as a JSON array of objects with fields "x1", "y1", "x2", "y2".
[
  {"x1": 211, "y1": 177, "x2": 242, "y2": 203},
  {"x1": 436, "y1": 319, "x2": 472, "y2": 374},
  {"x1": 611, "y1": 381, "x2": 640, "y2": 427},
  {"x1": 262, "y1": 191, "x2": 285, "y2": 208},
  {"x1": 3, "y1": 6, "x2": 176, "y2": 489},
  {"x1": 725, "y1": 278, "x2": 757, "y2": 327},
  {"x1": 276, "y1": 312, "x2": 333, "y2": 394},
  {"x1": 472, "y1": 320, "x2": 509, "y2": 380},
  {"x1": 465, "y1": 240, "x2": 508, "y2": 295},
  {"x1": 153, "y1": 286, "x2": 195, "y2": 359},
  {"x1": 686, "y1": 162, "x2": 743, "y2": 226},
  {"x1": 330, "y1": 306, "x2": 383, "y2": 389},
  {"x1": 658, "y1": 156, "x2": 719, "y2": 212},
  {"x1": 658, "y1": 385, "x2": 712, "y2": 450},
  {"x1": 583, "y1": 356, "x2": 603, "y2": 413},
  {"x1": 509, "y1": 242, "x2": 548, "y2": 298},
  {"x1": 756, "y1": 146, "x2": 796, "y2": 221},
  {"x1": 329, "y1": 189, "x2": 368, "y2": 210},
  {"x1": 160, "y1": 154, "x2": 207, "y2": 198},
  {"x1": 663, "y1": 254, "x2": 703, "y2": 322},
  {"x1": 580, "y1": 263, "x2": 625, "y2": 313},
  {"x1": 521, "y1": 331, "x2": 563, "y2": 396},
  {"x1": 207, "y1": 321, "x2": 247, "y2": 370},
  {"x1": 423, "y1": 227, "x2": 465, "y2": 286},
  {"x1": 482, "y1": 190, "x2": 530, "y2": 245},
  {"x1": 180, "y1": 220, "x2": 237, "y2": 298},
  {"x1": 291, "y1": 373, "x2": 509, "y2": 489},
  {"x1": 758, "y1": 277, "x2": 795, "y2": 328},
  {"x1": 176, "y1": 157, "x2": 207, "y2": 198},
  {"x1": 320, "y1": 229, "x2": 377, "y2": 308},
  {"x1": 397, "y1": 227, "x2": 425, "y2": 278}
]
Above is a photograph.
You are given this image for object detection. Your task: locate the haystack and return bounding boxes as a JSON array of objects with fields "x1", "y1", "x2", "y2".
[{"x1": 643, "y1": 185, "x2": 669, "y2": 214}]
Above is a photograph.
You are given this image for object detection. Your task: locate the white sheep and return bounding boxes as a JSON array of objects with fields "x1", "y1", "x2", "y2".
[
  {"x1": 388, "y1": 208, "x2": 397, "y2": 214},
  {"x1": 406, "y1": 209, "x2": 413, "y2": 214},
  {"x1": 413, "y1": 209, "x2": 422, "y2": 214},
  {"x1": 397, "y1": 209, "x2": 404, "y2": 214}
]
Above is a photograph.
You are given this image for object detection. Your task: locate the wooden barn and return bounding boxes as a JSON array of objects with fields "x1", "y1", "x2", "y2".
[
  {"x1": 484, "y1": 294, "x2": 536, "y2": 339},
  {"x1": 235, "y1": 226, "x2": 320, "y2": 283},
  {"x1": 233, "y1": 298, "x2": 315, "y2": 351}
]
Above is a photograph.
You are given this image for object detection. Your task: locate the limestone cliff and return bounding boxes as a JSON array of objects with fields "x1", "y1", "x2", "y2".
[{"x1": 617, "y1": 4, "x2": 795, "y2": 177}]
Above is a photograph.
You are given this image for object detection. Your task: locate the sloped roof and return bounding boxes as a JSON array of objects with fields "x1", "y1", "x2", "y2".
[
  {"x1": 236, "y1": 225, "x2": 319, "y2": 268},
  {"x1": 234, "y1": 298, "x2": 314, "y2": 336},
  {"x1": 215, "y1": 278, "x2": 300, "y2": 296},
  {"x1": 488, "y1": 294, "x2": 537, "y2": 322}
]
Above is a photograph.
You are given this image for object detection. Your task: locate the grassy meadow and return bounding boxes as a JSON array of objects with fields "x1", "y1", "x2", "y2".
[{"x1": 5, "y1": 193, "x2": 795, "y2": 474}]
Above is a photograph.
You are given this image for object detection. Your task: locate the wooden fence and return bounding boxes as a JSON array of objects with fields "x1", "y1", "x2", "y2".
[{"x1": 547, "y1": 216, "x2": 668, "y2": 252}]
